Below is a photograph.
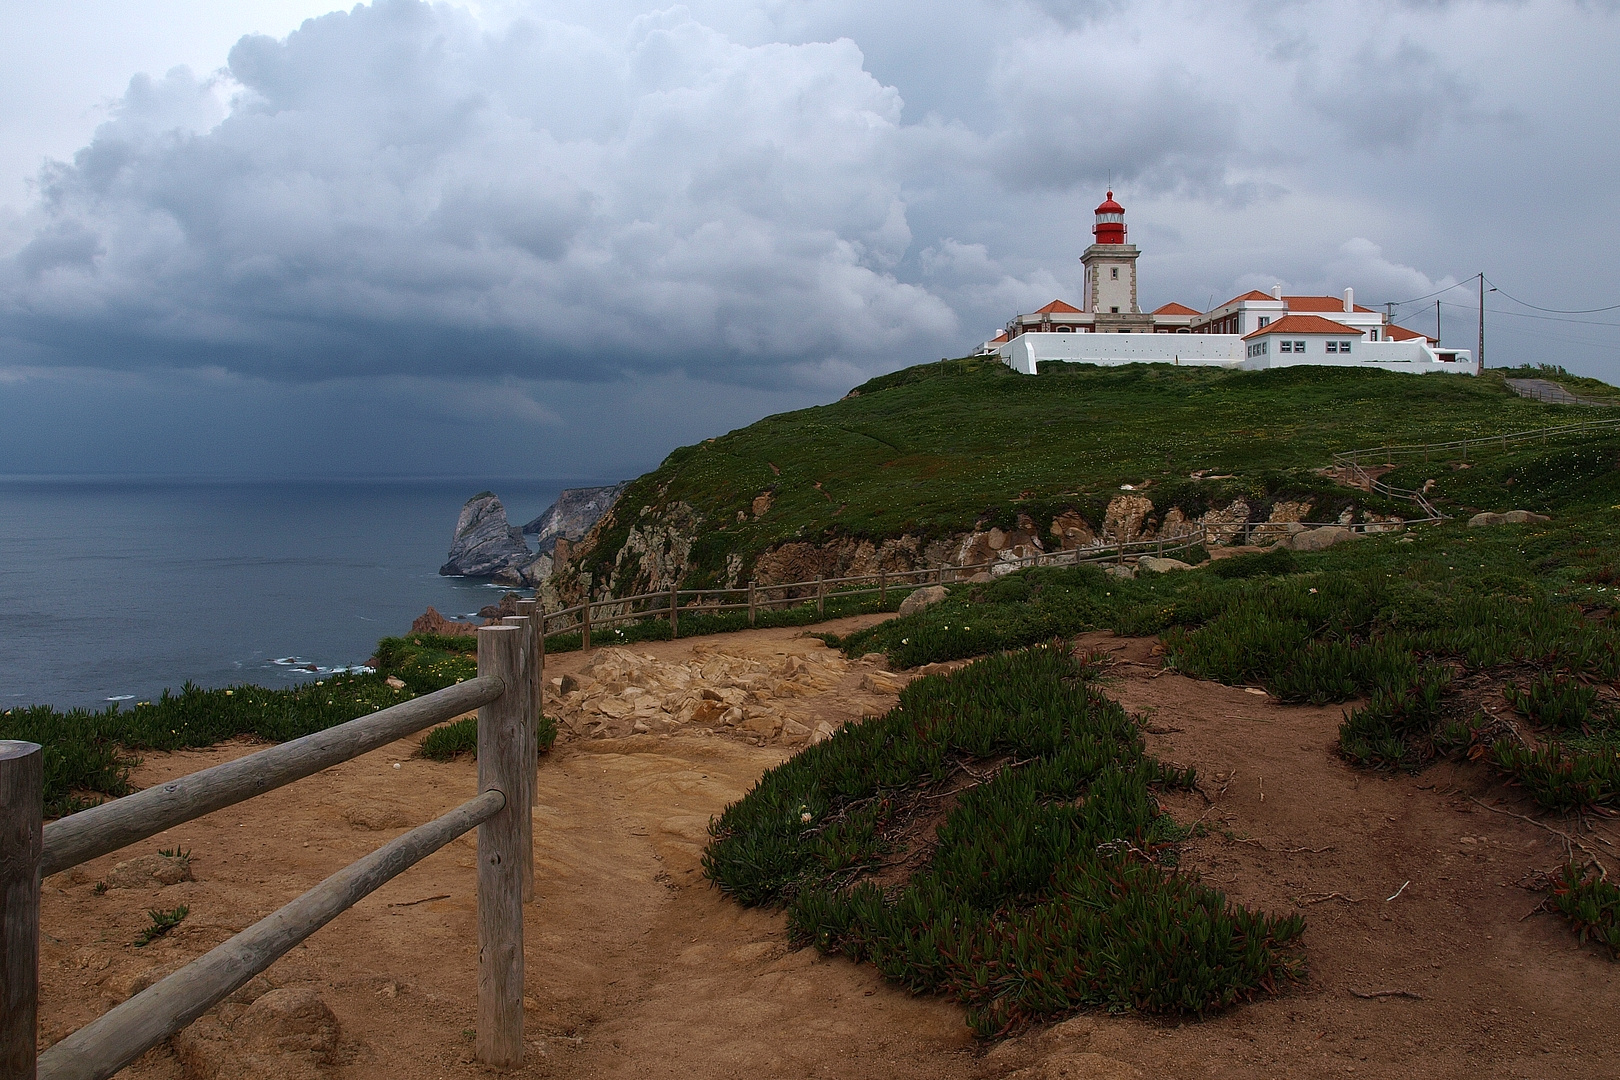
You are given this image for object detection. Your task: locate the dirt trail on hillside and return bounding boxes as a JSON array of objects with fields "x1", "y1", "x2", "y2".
[{"x1": 37, "y1": 617, "x2": 1620, "y2": 1079}]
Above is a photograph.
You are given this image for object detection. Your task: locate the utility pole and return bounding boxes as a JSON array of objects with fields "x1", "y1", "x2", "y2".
[
  {"x1": 1436, "y1": 299, "x2": 1442, "y2": 345},
  {"x1": 1477, "y1": 273, "x2": 1485, "y2": 375}
]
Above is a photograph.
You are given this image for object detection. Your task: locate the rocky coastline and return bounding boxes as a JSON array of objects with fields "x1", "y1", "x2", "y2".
[{"x1": 438, "y1": 484, "x2": 626, "y2": 587}]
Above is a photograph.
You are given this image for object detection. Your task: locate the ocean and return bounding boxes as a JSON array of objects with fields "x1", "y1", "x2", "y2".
[{"x1": 0, "y1": 477, "x2": 611, "y2": 712}]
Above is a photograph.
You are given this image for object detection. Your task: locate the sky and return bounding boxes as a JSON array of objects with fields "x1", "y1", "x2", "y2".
[{"x1": 2, "y1": 0, "x2": 1618, "y2": 481}]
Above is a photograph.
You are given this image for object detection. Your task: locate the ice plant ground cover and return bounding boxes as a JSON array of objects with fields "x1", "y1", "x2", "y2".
[{"x1": 703, "y1": 645, "x2": 1306, "y2": 1035}]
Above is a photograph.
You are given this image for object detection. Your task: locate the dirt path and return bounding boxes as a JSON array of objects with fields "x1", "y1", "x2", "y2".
[{"x1": 36, "y1": 619, "x2": 1620, "y2": 1079}]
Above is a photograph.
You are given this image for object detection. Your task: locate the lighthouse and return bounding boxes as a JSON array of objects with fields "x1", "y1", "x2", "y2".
[
  {"x1": 1081, "y1": 191, "x2": 1150, "y2": 331},
  {"x1": 1092, "y1": 190, "x2": 1127, "y2": 244}
]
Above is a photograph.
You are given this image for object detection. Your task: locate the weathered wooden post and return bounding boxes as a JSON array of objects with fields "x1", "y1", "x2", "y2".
[
  {"x1": 475, "y1": 627, "x2": 526, "y2": 1068},
  {"x1": 747, "y1": 580, "x2": 757, "y2": 626},
  {"x1": 816, "y1": 577, "x2": 824, "y2": 616},
  {"x1": 580, "y1": 599, "x2": 591, "y2": 651},
  {"x1": 501, "y1": 614, "x2": 537, "y2": 905},
  {"x1": 879, "y1": 569, "x2": 887, "y2": 608},
  {"x1": 3, "y1": 742, "x2": 42, "y2": 1080},
  {"x1": 669, "y1": 585, "x2": 679, "y2": 638}
]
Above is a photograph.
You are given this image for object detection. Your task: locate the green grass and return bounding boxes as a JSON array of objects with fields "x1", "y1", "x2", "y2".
[
  {"x1": 574, "y1": 361, "x2": 1591, "y2": 594},
  {"x1": 703, "y1": 645, "x2": 1304, "y2": 1034}
]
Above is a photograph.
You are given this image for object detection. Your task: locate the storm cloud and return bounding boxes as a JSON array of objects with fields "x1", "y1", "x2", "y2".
[{"x1": 1, "y1": 0, "x2": 1617, "y2": 477}]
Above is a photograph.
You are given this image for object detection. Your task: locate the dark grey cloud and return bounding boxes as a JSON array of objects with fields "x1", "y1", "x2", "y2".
[{"x1": 1, "y1": 0, "x2": 1618, "y2": 478}]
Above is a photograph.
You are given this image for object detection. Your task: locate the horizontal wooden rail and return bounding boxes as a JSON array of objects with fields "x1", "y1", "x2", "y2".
[
  {"x1": 36, "y1": 789, "x2": 506, "y2": 1080},
  {"x1": 41, "y1": 675, "x2": 504, "y2": 878}
]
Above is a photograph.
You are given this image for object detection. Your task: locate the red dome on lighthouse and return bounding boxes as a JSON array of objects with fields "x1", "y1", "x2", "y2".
[{"x1": 1093, "y1": 190, "x2": 1127, "y2": 244}]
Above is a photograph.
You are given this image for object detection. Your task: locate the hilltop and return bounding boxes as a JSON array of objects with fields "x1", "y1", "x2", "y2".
[{"x1": 550, "y1": 359, "x2": 1596, "y2": 603}]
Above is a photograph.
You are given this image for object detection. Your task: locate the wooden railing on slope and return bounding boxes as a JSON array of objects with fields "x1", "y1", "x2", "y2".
[
  {"x1": 2, "y1": 606, "x2": 550, "y2": 1080},
  {"x1": 1332, "y1": 415, "x2": 1620, "y2": 522}
]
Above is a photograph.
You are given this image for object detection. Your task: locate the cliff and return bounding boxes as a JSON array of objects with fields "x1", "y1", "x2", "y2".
[
  {"x1": 521, "y1": 483, "x2": 628, "y2": 554},
  {"x1": 541, "y1": 361, "x2": 1552, "y2": 605},
  {"x1": 439, "y1": 492, "x2": 532, "y2": 577}
]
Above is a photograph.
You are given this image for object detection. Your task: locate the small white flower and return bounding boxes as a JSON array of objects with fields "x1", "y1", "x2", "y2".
[{"x1": 800, "y1": 811, "x2": 812, "y2": 823}]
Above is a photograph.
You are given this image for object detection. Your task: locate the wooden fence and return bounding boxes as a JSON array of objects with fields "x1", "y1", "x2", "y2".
[
  {"x1": 1332, "y1": 414, "x2": 1620, "y2": 522},
  {"x1": 531, "y1": 508, "x2": 1434, "y2": 649},
  {"x1": 2, "y1": 604, "x2": 549, "y2": 1080}
]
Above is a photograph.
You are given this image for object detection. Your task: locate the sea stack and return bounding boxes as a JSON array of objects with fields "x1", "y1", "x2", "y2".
[{"x1": 439, "y1": 492, "x2": 533, "y2": 577}]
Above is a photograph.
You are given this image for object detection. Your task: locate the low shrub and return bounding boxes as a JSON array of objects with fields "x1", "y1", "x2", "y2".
[
  {"x1": 1549, "y1": 863, "x2": 1620, "y2": 956},
  {"x1": 418, "y1": 713, "x2": 559, "y2": 762},
  {"x1": 704, "y1": 646, "x2": 1305, "y2": 1035},
  {"x1": 1488, "y1": 741, "x2": 1620, "y2": 810}
]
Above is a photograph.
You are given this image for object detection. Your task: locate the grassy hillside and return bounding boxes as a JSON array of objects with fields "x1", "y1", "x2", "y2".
[{"x1": 576, "y1": 360, "x2": 1601, "y2": 590}]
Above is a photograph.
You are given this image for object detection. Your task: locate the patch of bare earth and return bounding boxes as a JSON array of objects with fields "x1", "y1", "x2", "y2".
[{"x1": 36, "y1": 617, "x2": 1620, "y2": 1079}]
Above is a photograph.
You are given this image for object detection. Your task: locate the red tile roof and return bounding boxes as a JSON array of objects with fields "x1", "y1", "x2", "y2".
[
  {"x1": 989, "y1": 330, "x2": 1009, "y2": 343},
  {"x1": 1034, "y1": 299, "x2": 1082, "y2": 314},
  {"x1": 1383, "y1": 323, "x2": 1434, "y2": 343},
  {"x1": 1284, "y1": 295, "x2": 1375, "y2": 314},
  {"x1": 1242, "y1": 314, "x2": 1361, "y2": 339},
  {"x1": 1219, "y1": 290, "x2": 1276, "y2": 307},
  {"x1": 1152, "y1": 302, "x2": 1200, "y2": 316}
]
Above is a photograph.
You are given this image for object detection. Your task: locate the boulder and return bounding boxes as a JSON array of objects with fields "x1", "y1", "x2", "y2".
[
  {"x1": 1469, "y1": 510, "x2": 1551, "y2": 527},
  {"x1": 1137, "y1": 556, "x2": 1192, "y2": 574},
  {"x1": 104, "y1": 852, "x2": 192, "y2": 889},
  {"x1": 1286, "y1": 526, "x2": 1355, "y2": 552},
  {"x1": 898, "y1": 585, "x2": 949, "y2": 616},
  {"x1": 1103, "y1": 564, "x2": 1135, "y2": 579},
  {"x1": 409, "y1": 607, "x2": 476, "y2": 637},
  {"x1": 174, "y1": 986, "x2": 339, "y2": 1080},
  {"x1": 439, "y1": 492, "x2": 533, "y2": 577},
  {"x1": 493, "y1": 553, "x2": 552, "y2": 588}
]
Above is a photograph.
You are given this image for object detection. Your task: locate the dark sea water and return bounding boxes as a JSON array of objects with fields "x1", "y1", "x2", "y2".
[{"x1": 0, "y1": 477, "x2": 611, "y2": 711}]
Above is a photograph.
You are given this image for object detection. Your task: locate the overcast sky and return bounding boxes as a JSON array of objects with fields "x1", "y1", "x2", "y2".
[{"x1": 2, "y1": 0, "x2": 1617, "y2": 480}]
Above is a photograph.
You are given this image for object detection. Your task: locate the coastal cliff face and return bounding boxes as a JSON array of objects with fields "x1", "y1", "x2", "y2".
[
  {"x1": 440, "y1": 492, "x2": 532, "y2": 577},
  {"x1": 522, "y1": 483, "x2": 628, "y2": 554},
  {"x1": 540, "y1": 487, "x2": 1386, "y2": 604}
]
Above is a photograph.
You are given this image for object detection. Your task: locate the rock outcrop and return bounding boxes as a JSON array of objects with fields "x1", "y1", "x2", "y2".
[
  {"x1": 1468, "y1": 510, "x2": 1551, "y2": 527},
  {"x1": 898, "y1": 585, "x2": 949, "y2": 616},
  {"x1": 521, "y1": 483, "x2": 628, "y2": 553},
  {"x1": 409, "y1": 607, "x2": 477, "y2": 636},
  {"x1": 174, "y1": 985, "x2": 341, "y2": 1080},
  {"x1": 439, "y1": 493, "x2": 533, "y2": 577}
]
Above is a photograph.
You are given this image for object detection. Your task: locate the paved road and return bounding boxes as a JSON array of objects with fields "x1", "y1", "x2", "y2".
[{"x1": 1504, "y1": 377, "x2": 1611, "y2": 406}]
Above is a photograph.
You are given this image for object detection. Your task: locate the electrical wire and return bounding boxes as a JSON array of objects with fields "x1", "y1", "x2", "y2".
[{"x1": 1483, "y1": 276, "x2": 1620, "y2": 315}]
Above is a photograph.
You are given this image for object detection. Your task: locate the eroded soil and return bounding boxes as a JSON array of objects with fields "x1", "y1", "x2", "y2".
[{"x1": 37, "y1": 616, "x2": 1620, "y2": 1079}]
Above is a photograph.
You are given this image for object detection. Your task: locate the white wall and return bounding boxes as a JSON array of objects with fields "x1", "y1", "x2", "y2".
[
  {"x1": 1243, "y1": 338, "x2": 1474, "y2": 375},
  {"x1": 999, "y1": 332, "x2": 1243, "y2": 374},
  {"x1": 998, "y1": 332, "x2": 1474, "y2": 376}
]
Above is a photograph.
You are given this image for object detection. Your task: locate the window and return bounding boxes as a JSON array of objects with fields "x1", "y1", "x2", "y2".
[
  {"x1": 1056, "y1": 325, "x2": 1072, "y2": 333},
  {"x1": 1369, "y1": 329, "x2": 1379, "y2": 341},
  {"x1": 1110, "y1": 306, "x2": 1120, "y2": 313},
  {"x1": 1279, "y1": 340, "x2": 1306, "y2": 354},
  {"x1": 1258, "y1": 316, "x2": 1271, "y2": 328},
  {"x1": 1110, "y1": 267, "x2": 1119, "y2": 280},
  {"x1": 1326, "y1": 340, "x2": 1354, "y2": 354}
]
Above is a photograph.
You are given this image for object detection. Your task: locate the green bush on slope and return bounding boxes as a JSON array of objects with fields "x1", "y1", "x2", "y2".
[{"x1": 703, "y1": 646, "x2": 1305, "y2": 1035}]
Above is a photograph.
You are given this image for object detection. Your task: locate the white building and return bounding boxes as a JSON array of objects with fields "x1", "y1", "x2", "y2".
[{"x1": 993, "y1": 193, "x2": 1473, "y2": 377}]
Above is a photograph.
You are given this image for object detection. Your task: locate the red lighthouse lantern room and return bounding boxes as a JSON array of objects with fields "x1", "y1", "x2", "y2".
[{"x1": 1093, "y1": 191, "x2": 1126, "y2": 245}]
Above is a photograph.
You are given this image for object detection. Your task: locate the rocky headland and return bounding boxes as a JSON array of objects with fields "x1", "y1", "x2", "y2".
[{"x1": 439, "y1": 485, "x2": 624, "y2": 586}]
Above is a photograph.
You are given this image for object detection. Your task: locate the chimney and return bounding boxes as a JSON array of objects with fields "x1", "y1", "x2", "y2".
[
  {"x1": 1343, "y1": 287, "x2": 1354, "y2": 313},
  {"x1": 1271, "y1": 284, "x2": 1283, "y2": 300}
]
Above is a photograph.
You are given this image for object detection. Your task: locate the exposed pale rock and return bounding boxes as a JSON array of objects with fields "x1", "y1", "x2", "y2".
[
  {"x1": 105, "y1": 853, "x2": 192, "y2": 889},
  {"x1": 1102, "y1": 494, "x2": 1155, "y2": 542},
  {"x1": 1006, "y1": 1052, "x2": 1145, "y2": 1080},
  {"x1": 1469, "y1": 510, "x2": 1552, "y2": 527},
  {"x1": 1137, "y1": 556, "x2": 1192, "y2": 574},
  {"x1": 521, "y1": 483, "x2": 628, "y2": 553},
  {"x1": 439, "y1": 492, "x2": 532, "y2": 577},
  {"x1": 173, "y1": 986, "x2": 340, "y2": 1080},
  {"x1": 751, "y1": 491, "x2": 775, "y2": 518},
  {"x1": 1103, "y1": 564, "x2": 1135, "y2": 579},
  {"x1": 1287, "y1": 525, "x2": 1355, "y2": 551},
  {"x1": 898, "y1": 585, "x2": 949, "y2": 616},
  {"x1": 1048, "y1": 510, "x2": 1097, "y2": 550}
]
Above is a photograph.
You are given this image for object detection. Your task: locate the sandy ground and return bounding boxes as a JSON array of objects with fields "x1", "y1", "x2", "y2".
[{"x1": 36, "y1": 615, "x2": 1620, "y2": 1079}]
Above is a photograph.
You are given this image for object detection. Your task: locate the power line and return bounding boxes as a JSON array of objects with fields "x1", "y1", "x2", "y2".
[
  {"x1": 1382, "y1": 278, "x2": 1476, "y2": 308},
  {"x1": 1483, "y1": 276, "x2": 1620, "y2": 314}
]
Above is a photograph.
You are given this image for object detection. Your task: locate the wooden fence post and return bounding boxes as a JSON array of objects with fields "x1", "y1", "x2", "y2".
[
  {"x1": 580, "y1": 600, "x2": 591, "y2": 651},
  {"x1": 669, "y1": 586, "x2": 679, "y2": 639},
  {"x1": 501, "y1": 615, "x2": 536, "y2": 906},
  {"x1": 475, "y1": 627, "x2": 526, "y2": 1068},
  {"x1": 2, "y1": 740, "x2": 41, "y2": 1080},
  {"x1": 815, "y1": 578, "x2": 825, "y2": 616},
  {"x1": 747, "y1": 581, "x2": 756, "y2": 626},
  {"x1": 879, "y1": 569, "x2": 887, "y2": 608}
]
